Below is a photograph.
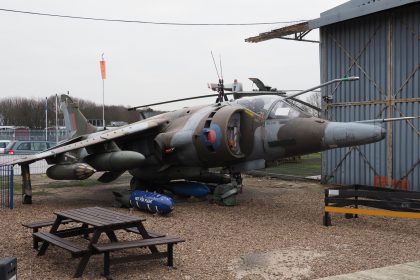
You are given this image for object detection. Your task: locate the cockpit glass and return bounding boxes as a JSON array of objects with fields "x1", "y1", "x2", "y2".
[
  {"x1": 235, "y1": 96, "x2": 278, "y2": 116},
  {"x1": 234, "y1": 95, "x2": 310, "y2": 119},
  {"x1": 268, "y1": 100, "x2": 309, "y2": 119}
]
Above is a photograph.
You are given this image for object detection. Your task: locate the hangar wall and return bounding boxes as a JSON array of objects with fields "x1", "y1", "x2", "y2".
[{"x1": 320, "y1": 4, "x2": 420, "y2": 191}]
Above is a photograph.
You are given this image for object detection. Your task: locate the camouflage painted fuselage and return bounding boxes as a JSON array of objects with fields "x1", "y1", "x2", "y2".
[{"x1": 127, "y1": 96, "x2": 385, "y2": 183}]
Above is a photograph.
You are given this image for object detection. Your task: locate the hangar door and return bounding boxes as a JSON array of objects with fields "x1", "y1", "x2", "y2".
[{"x1": 320, "y1": 5, "x2": 420, "y2": 191}]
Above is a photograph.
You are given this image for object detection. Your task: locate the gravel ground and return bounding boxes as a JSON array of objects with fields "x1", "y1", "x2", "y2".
[{"x1": 1, "y1": 175, "x2": 419, "y2": 280}]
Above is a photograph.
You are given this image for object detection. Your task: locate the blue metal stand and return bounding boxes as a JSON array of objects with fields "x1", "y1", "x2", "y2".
[
  {"x1": 0, "y1": 165, "x2": 14, "y2": 209},
  {"x1": 9, "y1": 167, "x2": 13, "y2": 209}
]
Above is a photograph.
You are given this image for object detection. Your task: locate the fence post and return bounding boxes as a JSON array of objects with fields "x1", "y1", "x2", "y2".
[
  {"x1": 323, "y1": 188, "x2": 332, "y2": 226},
  {"x1": 9, "y1": 166, "x2": 13, "y2": 209},
  {"x1": 0, "y1": 165, "x2": 13, "y2": 209},
  {"x1": 1, "y1": 166, "x2": 4, "y2": 209}
]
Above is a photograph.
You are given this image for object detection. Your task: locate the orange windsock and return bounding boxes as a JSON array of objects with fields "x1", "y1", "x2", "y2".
[{"x1": 100, "y1": 60, "x2": 106, "y2": 80}]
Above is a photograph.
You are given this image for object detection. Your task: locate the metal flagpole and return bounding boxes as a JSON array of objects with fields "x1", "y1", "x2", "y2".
[
  {"x1": 100, "y1": 53, "x2": 106, "y2": 129},
  {"x1": 55, "y1": 94, "x2": 58, "y2": 143},
  {"x1": 102, "y1": 78, "x2": 105, "y2": 128},
  {"x1": 45, "y1": 97, "x2": 48, "y2": 141}
]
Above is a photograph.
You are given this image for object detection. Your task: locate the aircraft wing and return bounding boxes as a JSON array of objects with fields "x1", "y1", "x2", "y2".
[{"x1": 1, "y1": 119, "x2": 163, "y2": 166}]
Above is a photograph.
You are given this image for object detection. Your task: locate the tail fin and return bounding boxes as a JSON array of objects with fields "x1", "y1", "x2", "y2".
[{"x1": 60, "y1": 94, "x2": 97, "y2": 139}]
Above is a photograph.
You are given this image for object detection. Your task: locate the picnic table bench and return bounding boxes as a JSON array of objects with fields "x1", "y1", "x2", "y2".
[
  {"x1": 93, "y1": 235, "x2": 185, "y2": 278},
  {"x1": 24, "y1": 207, "x2": 185, "y2": 278},
  {"x1": 33, "y1": 232, "x2": 88, "y2": 257},
  {"x1": 22, "y1": 218, "x2": 74, "y2": 249},
  {"x1": 125, "y1": 227, "x2": 165, "y2": 238}
]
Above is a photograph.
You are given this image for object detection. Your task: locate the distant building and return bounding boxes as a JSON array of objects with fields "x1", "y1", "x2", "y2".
[
  {"x1": 109, "y1": 121, "x2": 128, "y2": 127},
  {"x1": 88, "y1": 119, "x2": 104, "y2": 127}
]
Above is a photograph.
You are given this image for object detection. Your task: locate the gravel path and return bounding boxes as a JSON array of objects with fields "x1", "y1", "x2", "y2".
[{"x1": 1, "y1": 176, "x2": 419, "y2": 279}]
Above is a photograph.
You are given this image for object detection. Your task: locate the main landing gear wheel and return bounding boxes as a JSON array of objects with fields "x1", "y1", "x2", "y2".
[
  {"x1": 129, "y1": 177, "x2": 161, "y2": 192},
  {"x1": 22, "y1": 194, "x2": 32, "y2": 204},
  {"x1": 130, "y1": 177, "x2": 145, "y2": 190}
]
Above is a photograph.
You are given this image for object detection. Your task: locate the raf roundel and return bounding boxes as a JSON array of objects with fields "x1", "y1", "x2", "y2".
[
  {"x1": 200, "y1": 124, "x2": 222, "y2": 151},
  {"x1": 206, "y1": 129, "x2": 217, "y2": 143}
]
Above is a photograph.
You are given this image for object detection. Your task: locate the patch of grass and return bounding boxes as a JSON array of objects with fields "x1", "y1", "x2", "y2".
[
  {"x1": 8, "y1": 177, "x2": 105, "y2": 195},
  {"x1": 12, "y1": 182, "x2": 22, "y2": 193},
  {"x1": 42, "y1": 179, "x2": 102, "y2": 189},
  {"x1": 32, "y1": 191, "x2": 52, "y2": 196},
  {"x1": 264, "y1": 153, "x2": 321, "y2": 177}
]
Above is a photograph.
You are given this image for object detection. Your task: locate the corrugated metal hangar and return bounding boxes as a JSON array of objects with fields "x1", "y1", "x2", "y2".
[{"x1": 246, "y1": 0, "x2": 420, "y2": 191}]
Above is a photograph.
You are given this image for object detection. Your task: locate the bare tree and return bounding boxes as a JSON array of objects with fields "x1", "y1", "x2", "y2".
[
  {"x1": 305, "y1": 91, "x2": 321, "y2": 117},
  {"x1": 0, "y1": 95, "x2": 140, "y2": 127}
]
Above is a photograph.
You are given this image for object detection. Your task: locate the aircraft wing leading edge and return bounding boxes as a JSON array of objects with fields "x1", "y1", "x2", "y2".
[{"x1": 1, "y1": 120, "x2": 162, "y2": 166}]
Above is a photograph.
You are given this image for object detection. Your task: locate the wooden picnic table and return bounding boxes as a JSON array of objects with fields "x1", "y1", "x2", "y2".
[{"x1": 32, "y1": 206, "x2": 184, "y2": 278}]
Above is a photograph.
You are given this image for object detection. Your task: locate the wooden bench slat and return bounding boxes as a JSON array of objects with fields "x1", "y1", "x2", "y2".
[
  {"x1": 125, "y1": 228, "x2": 166, "y2": 238},
  {"x1": 69, "y1": 208, "x2": 125, "y2": 225},
  {"x1": 93, "y1": 236, "x2": 185, "y2": 252},
  {"x1": 110, "y1": 252, "x2": 168, "y2": 265},
  {"x1": 55, "y1": 207, "x2": 144, "y2": 227},
  {"x1": 22, "y1": 219, "x2": 73, "y2": 229},
  {"x1": 33, "y1": 232, "x2": 87, "y2": 255}
]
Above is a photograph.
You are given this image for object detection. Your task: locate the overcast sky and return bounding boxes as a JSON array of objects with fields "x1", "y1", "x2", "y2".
[{"x1": 0, "y1": 0, "x2": 347, "y2": 110}]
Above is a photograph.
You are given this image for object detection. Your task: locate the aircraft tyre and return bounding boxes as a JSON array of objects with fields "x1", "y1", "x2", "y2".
[
  {"x1": 22, "y1": 194, "x2": 32, "y2": 204},
  {"x1": 130, "y1": 177, "x2": 145, "y2": 190},
  {"x1": 130, "y1": 177, "x2": 162, "y2": 192},
  {"x1": 213, "y1": 184, "x2": 238, "y2": 206}
]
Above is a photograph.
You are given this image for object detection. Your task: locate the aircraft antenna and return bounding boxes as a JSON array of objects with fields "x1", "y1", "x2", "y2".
[
  {"x1": 211, "y1": 51, "x2": 220, "y2": 79},
  {"x1": 219, "y1": 54, "x2": 227, "y2": 101},
  {"x1": 210, "y1": 51, "x2": 227, "y2": 103},
  {"x1": 219, "y1": 54, "x2": 223, "y2": 80}
]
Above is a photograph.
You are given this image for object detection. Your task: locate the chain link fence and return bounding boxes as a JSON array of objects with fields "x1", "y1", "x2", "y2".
[
  {"x1": 0, "y1": 129, "x2": 69, "y2": 142},
  {"x1": 0, "y1": 155, "x2": 50, "y2": 175},
  {"x1": 0, "y1": 128, "x2": 63, "y2": 175},
  {"x1": 0, "y1": 165, "x2": 13, "y2": 209}
]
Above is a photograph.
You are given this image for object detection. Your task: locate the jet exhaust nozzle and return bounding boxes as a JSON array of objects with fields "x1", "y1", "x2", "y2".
[{"x1": 46, "y1": 163, "x2": 96, "y2": 180}]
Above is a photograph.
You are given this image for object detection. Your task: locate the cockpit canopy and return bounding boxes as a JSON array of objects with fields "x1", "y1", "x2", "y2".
[{"x1": 234, "y1": 95, "x2": 310, "y2": 120}]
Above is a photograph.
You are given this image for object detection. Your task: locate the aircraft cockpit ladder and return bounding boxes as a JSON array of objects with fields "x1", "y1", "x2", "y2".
[{"x1": 324, "y1": 184, "x2": 420, "y2": 226}]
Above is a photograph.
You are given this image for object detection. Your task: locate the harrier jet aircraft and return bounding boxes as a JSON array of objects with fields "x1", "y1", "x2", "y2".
[{"x1": 3, "y1": 77, "x2": 412, "y2": 204}]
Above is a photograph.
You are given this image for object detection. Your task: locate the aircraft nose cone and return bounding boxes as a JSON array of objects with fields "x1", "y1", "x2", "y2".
[{"x1": 323, "y1": 122, "x2": 387, "y2": 149}]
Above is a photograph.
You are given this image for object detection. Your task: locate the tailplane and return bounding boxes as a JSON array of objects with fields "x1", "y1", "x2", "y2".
[{"x1": 60, "y1": 94, "x2": 97, "y2": 139}]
